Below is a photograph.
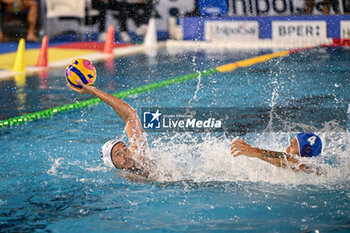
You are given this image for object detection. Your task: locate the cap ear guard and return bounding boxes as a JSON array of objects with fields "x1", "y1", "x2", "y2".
[
  {"x1": 296, "y1": 133, "x2": 322, "y2": 157},
  {"x1": 300, "y1": 144, "x2": 313, "y2": 157},
  {"x1": 100, "y1": 139, "x2": 124, "y2": 169}
]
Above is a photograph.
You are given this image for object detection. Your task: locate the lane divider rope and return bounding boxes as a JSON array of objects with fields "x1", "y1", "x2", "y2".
[{"x1": 0, "y1": 50, "x2": 293, "y2": 128}]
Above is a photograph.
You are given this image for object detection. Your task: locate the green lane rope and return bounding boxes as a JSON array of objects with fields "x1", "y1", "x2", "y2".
[
  {"x1": 0, "y1": 48, "x2": 295, "y2": 129},
  {"x1": 0, "y1": 68, "x2": 218, "y2": 128}
]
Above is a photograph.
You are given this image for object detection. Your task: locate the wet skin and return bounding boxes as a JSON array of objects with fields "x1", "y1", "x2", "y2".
[
  {"x1": 286, "y1": 137, "x2": 299, "y2": 155},
  {"x1": 111, "y1": 142, "x2": 134, "y2": 169}
]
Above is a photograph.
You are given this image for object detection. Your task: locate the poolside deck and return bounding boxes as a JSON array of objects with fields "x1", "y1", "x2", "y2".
[
  {"x1": 0, "y1": 39, "x2": 162, "y2": 81},
  {"x1": 1, "y1": 36, "x2": 348, "y2": 81}
]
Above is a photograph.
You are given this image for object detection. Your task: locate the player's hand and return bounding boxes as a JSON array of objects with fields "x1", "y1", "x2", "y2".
[
  {"x1": 68, "y1": 79, "x2": 92, "y2": 94},
  {"x1": 230, "y1": 138, "x2": 259, "y2": 158}
]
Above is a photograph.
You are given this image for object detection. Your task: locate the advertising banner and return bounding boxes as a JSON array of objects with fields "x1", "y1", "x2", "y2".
[
  {"x1": 272, "y1": 21, "x2": 327, "y2": 39},
  {"x1": 228, "y1": 0, "x2": 344, "y2": 15},
  {"x1": 341, "y1": 20, "x2": 350, "y2": 38},
  {"x1": 198, "y1": 0, "x2": 229, "y2": 16},
  {"x1": 205, "y1": 21, "x2": 259, "y2": 41}
]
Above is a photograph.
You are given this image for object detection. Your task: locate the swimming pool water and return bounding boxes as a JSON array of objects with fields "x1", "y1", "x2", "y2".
[{"x1": 0, "y1": 48, "x2": 350, "y2": 232}]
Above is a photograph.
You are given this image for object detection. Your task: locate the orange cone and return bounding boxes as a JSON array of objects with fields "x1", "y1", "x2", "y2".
[
  {"x1": 36, "y1": 36, "x2": 48, "y2": 67},
  {"x1": 103, "y1": 25, "x2": 115, "y2": 54}
]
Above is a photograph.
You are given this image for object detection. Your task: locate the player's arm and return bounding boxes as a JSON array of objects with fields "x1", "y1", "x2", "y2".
[
  {"x1": 230, "y1": 138, "x2": 319, "y2": 174},
  {"x1": 230, "y1": 138, "x2": 298, "y2": 168},
  {"x1": 68, "y1": 81, "x2": 147, "y2": 154}
]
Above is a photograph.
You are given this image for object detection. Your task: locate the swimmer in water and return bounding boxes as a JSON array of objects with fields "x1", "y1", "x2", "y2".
[
  {"x1": 231, "y1": 133, "x2": 324, "y2": 175},
  {"x1": 69, "y1": 80, "x2": 153, "y2": 180}
]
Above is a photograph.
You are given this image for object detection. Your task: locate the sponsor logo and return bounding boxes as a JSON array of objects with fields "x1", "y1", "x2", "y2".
[
  {"x1": 341, "y1": 21, "x2": 350, "y2": 38},
  {"x1": 229, "y1": 0, "x2": 344, "y2": 16},
  {"x1": 205, "y1": 21, "x2": 259, "y2": 41},
  {"x1": 272, "y1": 21, "x2": 327, "y2": 39}
]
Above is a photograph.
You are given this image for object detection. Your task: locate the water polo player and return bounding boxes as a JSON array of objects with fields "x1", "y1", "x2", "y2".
[
  {"x1": 231, "y1": 133, "x2": 324, "y2": 175},
  {"x1": 69, "y1": 80, "x2": 324, "y2": 177},
  {"x1": 68, "y1": 80, "x2": 153, "y2": 179}
]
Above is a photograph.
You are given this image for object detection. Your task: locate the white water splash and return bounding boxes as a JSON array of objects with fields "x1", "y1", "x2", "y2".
[
  {"x1": 188, "y1": 72, "x2": 202, "y2": 106},
  {"x1": 146, "y1": 129, "x2": 350, "y2": 185},
  {"x1": 47, "y1": 157, "x2": 64, "y2": 175},
  {"x1": 84, "y1": 163, "x2": 108, "y2": 172}
]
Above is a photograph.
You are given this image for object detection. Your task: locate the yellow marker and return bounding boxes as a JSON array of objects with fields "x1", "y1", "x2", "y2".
[
  {"x1": 216, "y1": 63, "x2": 239, "y2": 73},
  {"x1": 216, "y1": 51, "x2": 289, "y2": 73},
  {"x1": 14, "y1": 73, "x2": 26, "y2": 87},
  {"x1": 14, "y1": 74, "x2": 27, "y2": 111},
  {"x1": 12, "y1": 38, "x2": 26, "y2": 72}
]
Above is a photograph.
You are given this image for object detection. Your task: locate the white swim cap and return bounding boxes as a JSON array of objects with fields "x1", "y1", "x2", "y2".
[{"x1": 100, "y1": 139, "x2": 124, "y2": 168}]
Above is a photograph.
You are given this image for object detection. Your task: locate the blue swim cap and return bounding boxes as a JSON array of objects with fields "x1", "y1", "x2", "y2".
[{"x1": 296, "y1": 133, "x2": 322, "y2": 157}]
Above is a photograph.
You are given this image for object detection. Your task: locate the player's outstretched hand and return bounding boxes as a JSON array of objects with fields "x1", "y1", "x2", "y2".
[
  {"x1": 68, "y1": 79, "x2": 94, "y2": 94},
  {"x1": 231, "y1": 138, "x2": 259, "y2": 158}
]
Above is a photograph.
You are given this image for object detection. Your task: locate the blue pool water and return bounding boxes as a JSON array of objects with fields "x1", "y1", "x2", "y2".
[{"x1": 1, "y1": 48, "x2": 350, "y2": 232}]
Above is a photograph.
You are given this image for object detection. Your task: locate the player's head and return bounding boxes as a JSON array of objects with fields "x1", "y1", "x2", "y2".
[
  {"x1": 295, "y1": 133, "x2": 322, "y2": 157},
  {"x1": 286, "y1": 133, "x2": 322, "y2": 157},
  {"x1": 100, "y1": 139, "x2": 133, "y2": 169}
]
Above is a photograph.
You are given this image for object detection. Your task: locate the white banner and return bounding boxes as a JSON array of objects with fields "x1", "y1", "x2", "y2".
[
  {"x1": 205, "y1": 21, "x2": 259, "y2": 41},
  {"x1": 341, "y1": 21, "x2": 350, "y2": 38},
  {"x1": 272, "y1": 21, "x2": 327, "y2": 39}
]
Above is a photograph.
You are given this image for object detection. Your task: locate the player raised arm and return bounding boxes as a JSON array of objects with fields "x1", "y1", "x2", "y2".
[{"x1": 68, "y1": 80, "x2": 147, "y2": 155}]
